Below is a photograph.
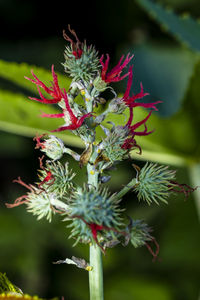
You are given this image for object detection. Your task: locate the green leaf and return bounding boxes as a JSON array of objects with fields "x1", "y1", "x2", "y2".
[
  {"x1": 134, "y1": 58, "x2": 200, "y2": 165},
  {"x1": 106, "y1": 276, "x2": 172, "y2": 300},
  {"x1": 0, "y1": 89, "x2": 83, "y2": 148},
  {"x1": 135, "y1": 0, "x2": 200, "y2": 52},
  {"x1": 0, "y1": 59, "x2": 70, "y2": 93}
]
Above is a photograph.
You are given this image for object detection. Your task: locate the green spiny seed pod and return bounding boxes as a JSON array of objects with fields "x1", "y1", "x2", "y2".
[
  {"x1": 26, "y1": 187, "x2": 57, "y2": 222},
  {"x1": 26, "y1": 186, "x2": 69, "y2": 222},
  {"x1": 134, "y1": 163, "x2": 176, "y2": 205},
  {"x1": 63, "y1": 42, "x2": 100, "y2": 83},
  {"x1": 128, "y1": 219, "x2": 152, "y2": 248},
  {"x1": 98, "y1": 125, "x2": 129, "y2": 163},
  {"x1": 38, "y1": 161, "x2": 76, "y2": 197},
  {"x1": 65, "y1": 186, "x2": 123, "y2": 245}
]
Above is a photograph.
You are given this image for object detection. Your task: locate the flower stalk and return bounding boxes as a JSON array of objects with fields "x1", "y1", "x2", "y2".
[
  {"x1": 89, "y1": 244, "x2": 104, "y2": 300},
  {"x1": 87, "y1": 164, "x2": 104, "y2": 300}
]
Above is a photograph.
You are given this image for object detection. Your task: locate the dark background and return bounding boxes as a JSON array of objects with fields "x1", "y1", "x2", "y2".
[{"x1": 0, "y1": 0, "x2": 200, "y2": 299}]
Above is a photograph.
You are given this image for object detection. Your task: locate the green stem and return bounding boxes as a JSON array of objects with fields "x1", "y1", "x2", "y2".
[
  {"x1": 116, "y1": 178, "x2": 137, "y2": 200},
  {"x1": 89, "y1": 244, "x2": 104, "y2": 300},
  {"x1": 87, "y1": 163, "x2": 104, "y2": 300}
]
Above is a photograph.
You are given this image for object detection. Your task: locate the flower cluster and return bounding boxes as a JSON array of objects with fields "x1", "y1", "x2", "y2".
[{"x1": 7, "y1": 26, "x2": 196, "y2": 259}]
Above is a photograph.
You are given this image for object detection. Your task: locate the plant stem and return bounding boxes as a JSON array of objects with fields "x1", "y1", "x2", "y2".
[
  {"x1": 116, "y1": 178, "x2": 137, "y2": 200},
  {"x1": 89, "y1": 244, "x2": 104, "y2": 300},
  {"x1": 87, "y1": 163, "x2": 104, "y2": 300}
]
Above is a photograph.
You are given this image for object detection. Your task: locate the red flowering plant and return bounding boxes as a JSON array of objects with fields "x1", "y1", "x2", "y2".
[{"x1": 6, "y1": 26, "x2": 196, "y2": 300}]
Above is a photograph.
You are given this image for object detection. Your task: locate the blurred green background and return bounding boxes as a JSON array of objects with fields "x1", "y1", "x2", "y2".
[{"x1": 0, "y1": 0, "x2": 200, "y2": 299}]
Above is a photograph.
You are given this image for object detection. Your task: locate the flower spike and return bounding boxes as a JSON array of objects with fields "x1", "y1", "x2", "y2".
[
  {"x1": 100, "y1": 53, "x2": 134, "y2": 83},
  {"x1": 25, "y1": 65, "x2": 63, "y2": 104}
]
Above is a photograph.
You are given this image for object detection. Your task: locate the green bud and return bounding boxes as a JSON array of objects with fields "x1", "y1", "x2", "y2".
[
  {"x1": 93, "y1": 75, "x2": 108, "y2": 93},
  {"x1": 40, "y1": 135, "x2": 65, "y2": 160},
  {"x1": 108, "y1": 98, "x2": 126, "y2": 114}
]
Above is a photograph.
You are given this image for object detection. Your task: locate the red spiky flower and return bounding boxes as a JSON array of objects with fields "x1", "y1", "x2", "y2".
[
  {"x1": 121, "y1": 67, "x2": 161, "y2": 152},
  {"x1": 100, "y1": 53, "x2": 133, "y2": 83},
  {"x1": 122, "y1": 111, "x2": 154, "y2": 153},
  {"x1": 25, "y1": 65, "x2": 63, "y2": 104},
  {"x1": 41, "y1": 90, "x2": 92, "y2": 132},
  {"x1": 123, "y1": 66, "x2": 161, "y2": 116}
]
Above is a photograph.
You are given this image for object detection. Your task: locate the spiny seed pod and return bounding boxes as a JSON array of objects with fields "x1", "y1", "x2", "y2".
[
  {"x1": 26, "y1": 187, "x2": 62, "y2": 222},
  {"x1": 7, "y1": 177, "x2": 69, "y2": 221},
  {"x1": 97, "y1": 125, "x2": 129, "y2": 163},
  {"x1": 128, "y1": 219, "x2": 152, "y2": 248},
  {"x1": 63, "y1": 42, "x2": 100, "y2": 83},
  {"x1": 38, "y1": 161, "x2": 76, "y2": 197},
  {"x1": 65, "y1": 186, "x2": 123, "y2": 245},
  {"x1": 134, "y1": 163, "x2": 176, "y2": 205}
]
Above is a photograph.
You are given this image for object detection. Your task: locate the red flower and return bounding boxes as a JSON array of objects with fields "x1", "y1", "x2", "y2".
[
  {"x1": 123, "y1": 66, "x2": 161, "y2": 112},
  {"x1": 25, "y1": 65, "x2": 63, "y2": 104},
  {"x1": 120, "y1": 66, "x2": 161, "y2": 152},
  {"x1": 42, "y1": 90, "x2": 92, "y2": 132},
  {"x1": 128, "y1": 110, "x2": 154, "y2": 136},
  {"x1": 100, "y1": 53, "x2": 133, "y2": 83},
  {"x1": 122, "y1": 111, "x2": 154, "y2": 153}
]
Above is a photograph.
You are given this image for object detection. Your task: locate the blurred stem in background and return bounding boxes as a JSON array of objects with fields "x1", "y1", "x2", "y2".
[{"x1": 188, "y1": 164, "x2": 200, "y2": 220}]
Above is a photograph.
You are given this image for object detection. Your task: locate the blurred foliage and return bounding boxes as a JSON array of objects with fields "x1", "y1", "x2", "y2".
[
  {"x1": 0, "y1": 0, "x2": 200, "y2": 300},
  {"x1": 136, "y1": 0, "x2": 200, "y2": 52},
  {"x1": 0, "y1": 272, "x2": 22, "y2": 294}
]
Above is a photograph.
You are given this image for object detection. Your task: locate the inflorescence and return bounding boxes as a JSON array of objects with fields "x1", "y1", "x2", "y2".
[{"x1": 6, "y1": 25, "x2": 196, "y2": 258}]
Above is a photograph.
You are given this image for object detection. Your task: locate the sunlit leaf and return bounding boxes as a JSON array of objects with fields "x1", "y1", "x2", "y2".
[
  {"x1": 0, "y1": 60, "x2": 70, "y2": 93},
  {"x1": 0, "y1": 89, "x2": 83, "y2": 147}
]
